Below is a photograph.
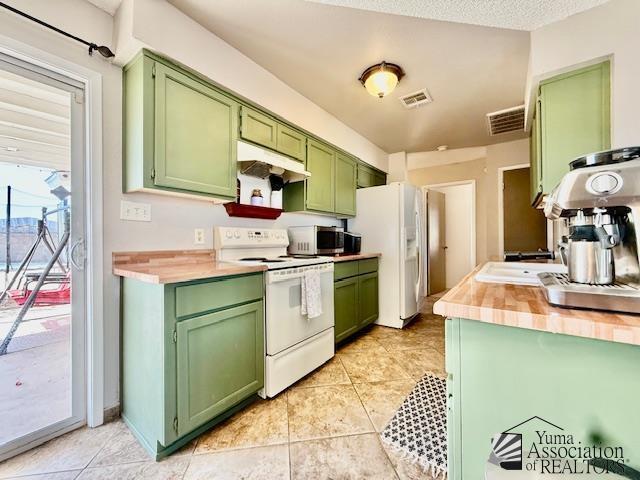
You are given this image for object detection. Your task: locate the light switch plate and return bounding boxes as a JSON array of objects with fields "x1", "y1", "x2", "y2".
[
  {"x1": 194, "y1": 228, "x2": 205, "y2": 245},
  {"x1": 120, "y1": 200, "x2": 151, "y2": 222}
]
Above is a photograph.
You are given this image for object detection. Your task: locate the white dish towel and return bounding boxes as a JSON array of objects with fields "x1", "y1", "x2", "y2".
[{"x1": 301, "y1": 269, "x2": 323, "y2": 319}]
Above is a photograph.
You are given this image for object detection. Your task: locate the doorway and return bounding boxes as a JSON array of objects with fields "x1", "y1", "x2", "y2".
[
  {"x1": 0, "y1": 55, "x2": 87, "y2": 460},
  {"x1": 498, "y1": 166, "x2": 547, "y2": 257},
  {"x1": 425, "y1": 181, "x2": 476, "y2": 294}
]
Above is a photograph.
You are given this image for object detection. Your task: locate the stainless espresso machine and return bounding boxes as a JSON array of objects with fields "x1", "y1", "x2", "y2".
[{"x1": 538, "y1": 147, "x2": 640, "y2": 313}]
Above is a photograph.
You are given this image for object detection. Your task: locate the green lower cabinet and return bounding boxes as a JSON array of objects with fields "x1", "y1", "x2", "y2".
[
  {"x1": 121, "y1": 272, "x2": 264, "y2": 460},
  {"x1": 357, "y1": 272, "x2": 379, "y2": 327},
  {"x1": 176, "y1": 302, "x2": 263, "y2": 437},
  {"x1": 446, "y1": 318, "x2": 640, "y2": 479},
  {"x1": 334, "y1": 259, "x2": 379, "y2": 344},
  {"x1": 334, "y1": 277, "x2": 359, "y2": 343}
]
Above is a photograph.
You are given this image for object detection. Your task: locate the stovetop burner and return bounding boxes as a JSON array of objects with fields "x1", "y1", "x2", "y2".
[{"x1": 279, "y1": 255, "x2": 320, "y2": 259}]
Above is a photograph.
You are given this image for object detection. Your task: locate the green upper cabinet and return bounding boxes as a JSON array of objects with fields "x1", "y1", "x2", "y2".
[
  {"x1": 123, "y1": 51, "x2": 238, "y2": 200},
  {"x1": 176, "y1": 301, "x2": 263, "y2": 437},
  {"x1": 240, "y1": 106, "x2": 277, "y2": 150},
  {"x1": 357, "y1": 162, "x2": 386, "y2": 188},
  {"x1": 276, "y1": 123, "x2": 306, "y2": 162},
  {"x1": 535, "y1": 61, "x2": 611, "y2": 200},
  {"x1": 305, "y1": 139, "x2": 336, "y2": 213},
  {"x1": 239, "y1": 107, "x2": 307, "y2": 162},
  {"x1": 529, "y1": 102, "x2": 542, "y2": 206},
  {"x1": 335, "y1": 153, "x2": 357, "y2": 216},
  {"x1": 154, "y1": 63, "x2": 238, "y2": 197}
]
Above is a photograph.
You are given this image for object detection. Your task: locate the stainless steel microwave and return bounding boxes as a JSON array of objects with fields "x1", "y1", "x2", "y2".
[{"x1": 288, "y1": 226, "x2": 344, "y2": 255}]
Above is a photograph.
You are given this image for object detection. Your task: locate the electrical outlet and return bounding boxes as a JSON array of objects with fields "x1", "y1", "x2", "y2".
[
  {"x1": 194, "y1": 228, "x2": 205, "y2": 245},
  {"x1": 120, "y1": 200, "x2": 151, "y2": 222}
]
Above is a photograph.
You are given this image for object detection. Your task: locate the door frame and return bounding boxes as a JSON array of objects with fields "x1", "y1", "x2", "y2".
[
  {"x1": 0, "y1": 34, "x2": 105, "y2": 455},
  {"x1": 497, "y1": 163, "x2": 532, "y2": 259},
  {"x1": 421, "y1": 180, "x2": 477, "y2": 293}
]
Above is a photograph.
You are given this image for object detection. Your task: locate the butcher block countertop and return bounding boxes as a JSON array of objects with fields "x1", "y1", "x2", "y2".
[
  {"x1": 433, "y1": 265, "x2": 640, "y2": 346},
  {"x1": 328, "y1": 252, "x2": 381, "y2": 262},
  {"x1": 113, "y1": 250, "x2": 266, "y2": 284}
]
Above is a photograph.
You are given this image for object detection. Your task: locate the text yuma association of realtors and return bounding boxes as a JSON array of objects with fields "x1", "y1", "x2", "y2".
[{"x1": 525, "y1": 430, "x2": 626, "y2": 475}]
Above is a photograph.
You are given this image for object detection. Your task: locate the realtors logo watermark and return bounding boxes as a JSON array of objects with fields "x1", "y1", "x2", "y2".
[{"x1": 488, "y1": 416, "x2": 628, "y2": 476}]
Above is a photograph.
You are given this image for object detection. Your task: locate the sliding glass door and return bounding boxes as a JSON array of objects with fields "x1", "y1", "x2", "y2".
[{"x1": 0, "y1": 53, "x2": 86, "y2": 460}]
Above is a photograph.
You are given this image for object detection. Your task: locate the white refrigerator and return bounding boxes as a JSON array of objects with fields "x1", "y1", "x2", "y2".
[{"x1": 349, "y1": 182, "x2": 425, "y2": 329}]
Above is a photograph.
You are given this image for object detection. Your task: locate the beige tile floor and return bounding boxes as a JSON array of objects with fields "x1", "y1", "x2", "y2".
[{"x1": 0, "y1": 297, "x2": 446, "y2": 480}]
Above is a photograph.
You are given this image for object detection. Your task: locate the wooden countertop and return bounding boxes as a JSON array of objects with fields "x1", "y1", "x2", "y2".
[
  {"x1": 433, "y1": 264, "x2": 640, "y2": 346},
  {"x1": 112, "y1": 250, "x2": 266, "y2": 284},
  {"x1": 327, "y1": 253, "x2": 381, "y2": 263}
]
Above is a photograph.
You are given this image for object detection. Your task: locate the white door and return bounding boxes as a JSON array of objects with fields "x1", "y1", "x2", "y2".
[
  {"x1": 399, "y1": 184, "x2": 418, "y2": 320},
  {"x1": 0, "y1": 55, "x2": 86, "y2": 460}
]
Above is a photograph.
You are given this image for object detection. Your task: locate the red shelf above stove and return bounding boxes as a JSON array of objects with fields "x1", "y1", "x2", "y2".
[{"x1": 224, "y1": 202, "x2": 283, "y2": 220}]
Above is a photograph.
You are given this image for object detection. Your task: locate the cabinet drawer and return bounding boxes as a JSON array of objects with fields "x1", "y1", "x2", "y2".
[
  {"x1": 334, "y1": 261, "x2": 359, "y2": 281},
  {"x1": 358, "y1": 258, "x2": 378, "y2": 275},
  {"x1": 175, "y1": 273, "x2": 263, "y2": 318}
]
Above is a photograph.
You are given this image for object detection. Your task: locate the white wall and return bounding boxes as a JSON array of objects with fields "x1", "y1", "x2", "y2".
[
  {"x1": 526, "y1": 0, "x2": 640, "y2": 147},
  {"x1": 1, "y1": 0, "x2": 389, "y2": 412},
  {"x1": 429, "y1": 183, "x2": 474, "y2": 288},
  {"x1": 409, "y1": 139, "x2": 529, "y2": 263},
  {"x1": 115, "y1": 0, "x2": 389, "y2": 172}
]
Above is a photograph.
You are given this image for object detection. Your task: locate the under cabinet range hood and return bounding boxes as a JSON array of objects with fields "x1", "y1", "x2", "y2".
[{"x1": 237, "y1": 140, "x2": 310, "y2": 182}]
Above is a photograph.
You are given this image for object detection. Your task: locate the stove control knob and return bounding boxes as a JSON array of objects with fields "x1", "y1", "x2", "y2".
[
  {"x1": 234, "y1": 230, "x2": 241, "y2": 239},
  {"x1": 225, "y1": 230, "x2": 232, "y2": 239},
  {"x1": 587, "y1": 172, "x2": 622, "y2": 196}
]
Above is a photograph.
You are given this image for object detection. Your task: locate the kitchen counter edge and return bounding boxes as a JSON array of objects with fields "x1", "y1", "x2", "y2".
[
  {"x1": 433, "y1": 264, "x2": 640, "y2": 346},
  {"x1": 112, "y1": 250, "x2": 267, "y2": 284}
]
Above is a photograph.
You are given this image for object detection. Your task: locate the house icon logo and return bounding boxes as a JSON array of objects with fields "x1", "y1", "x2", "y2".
[{"x1": 489, "y1": 416, "x2": 563, "y2": 471}]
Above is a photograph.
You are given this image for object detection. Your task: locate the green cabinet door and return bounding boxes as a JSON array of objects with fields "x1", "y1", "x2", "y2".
[
  {"x1": 539, "y1": 61, "x2": 610, "y2": 194},
  {"x1": 335, "y1": 153, "x2": 357, "y2": 216},
  {"x1": 276, "y1": 124, "x2": 306, "y2": 162},
  {"x1": 306, "y1": 139, "x2": 336, "y2": 213},
  {"x1": 334, "y1": 277, "x2": 359, "y2": 343},
  {"x1": 154, "y1": 62, "x2": 238, "y2": 198},
  {"x1": 374, "y1": 171, "x2": 386, "y2": 187},
  {"x1": 357, "y1": 163, "x2": 375, "y2": 188},
  {"x1": 529, "y1": 101, "x2": 543, "y2": 206},
  {"x1": 447, "y1": 318, "x2": 640, "y2": 479},
  {"x1": 357, "y1": 272, "x2": 379, "y2": 327},
  {"x1": 176, "y1": 301, "x2": 264, "y2": 436},
  {"x1": 240, "y1": 106, "x2": 277, "y2": 150}
]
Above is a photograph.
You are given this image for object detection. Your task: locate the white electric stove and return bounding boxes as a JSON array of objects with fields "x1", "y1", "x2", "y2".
[{"x1": 214, "y1": 226, "x2": 335, "y2": 397}]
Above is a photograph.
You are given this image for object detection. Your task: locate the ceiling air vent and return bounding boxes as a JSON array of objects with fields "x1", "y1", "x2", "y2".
[
  {"x1": 486, "y1": 105, "x2": 525, "y2": 136},
  {"x1": 398, "y1": 89, "x2": 433, "y2": 109}
]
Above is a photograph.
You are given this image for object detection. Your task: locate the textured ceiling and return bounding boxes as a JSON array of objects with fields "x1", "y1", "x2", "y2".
[
  {"x1": 168, "y1": 0, "x2": 531, "y2": 153},
  {"x1": 306, "y1": 0, "x2": 611, "y2": 31}
]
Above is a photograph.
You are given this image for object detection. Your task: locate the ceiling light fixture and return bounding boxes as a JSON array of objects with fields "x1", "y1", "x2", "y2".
[{"x1": 359, "y1": 61, "x2": 405, "y2": 98}]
